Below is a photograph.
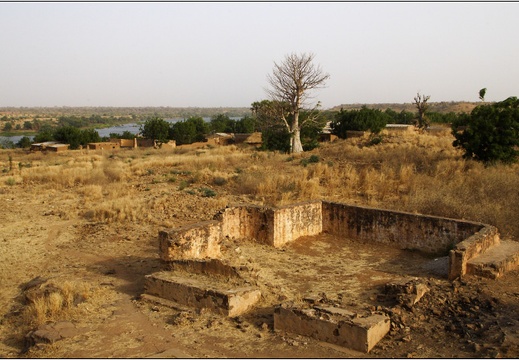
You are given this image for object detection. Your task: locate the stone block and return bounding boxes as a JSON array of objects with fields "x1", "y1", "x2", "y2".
[
  {"x1": 274, "y1": 304, "x2": 390, "y2": 353},
  {"x1": 159, "y1": 220, "x2": 222, "y2": 261},
  {"x1": 144, "y1": 271, "x2": 261, "y2": 317}
]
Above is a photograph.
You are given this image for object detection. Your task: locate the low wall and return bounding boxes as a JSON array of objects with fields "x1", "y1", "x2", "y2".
[
  {"x1": 215, "y1": 205, "x2": 273, "y2": 244},
  {"x1": 322, "y1": 202, "x2": 484, "y2": 255},
  {"x1": 145, "y1": 271, "x2": 261, "y2": 317},
  {"x1": 159, "y1": 220, "x2": 222, "y2": 261},
  {"x1": 271, "y1": 201, "x2": 322, "y2": 247},
  {"x1": 448, "y1": 225, "x2": 500, "y2": 280},
  {"x1": 215, "y1": 201, "x2": 322, "y2": 247},
  {"x1": 87, "y1": 142, "x2": 120, "y2": 150},
  {"x1": 274, "y1": 304, "x2": 390, "y2": 353},
  {"x1": 159, "y1": 200, "x2": 499, "y2": 281}
]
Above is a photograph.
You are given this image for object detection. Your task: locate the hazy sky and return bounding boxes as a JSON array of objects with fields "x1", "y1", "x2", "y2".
[{"x1": 1, "y1": 2, "x2": 518, "y2": 109}]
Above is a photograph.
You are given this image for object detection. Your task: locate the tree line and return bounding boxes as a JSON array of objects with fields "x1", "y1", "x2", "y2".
[{"x1": 6, "y1": 94, "x2": 518, "y2": 166}]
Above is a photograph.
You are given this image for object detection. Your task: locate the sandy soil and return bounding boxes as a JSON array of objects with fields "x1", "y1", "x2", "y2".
[{"x1": 1, "y1": 147, "x2": 519, "y2": 359}]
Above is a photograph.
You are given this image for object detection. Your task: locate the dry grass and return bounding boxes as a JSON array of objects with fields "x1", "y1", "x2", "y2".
[
  {"x1": 22, "y1": 280, "x2": 95, "y2": 327},
  {"x1": 1, "y1": 130, "x2": 518, "y2": 238}
]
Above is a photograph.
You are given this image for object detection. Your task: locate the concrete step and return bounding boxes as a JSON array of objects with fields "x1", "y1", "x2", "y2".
[
  {"x1": 144, "y1": 271, "x2": 261, "y2": 317},
  {"x1": 274, "y1": 303, "x2": 390, "y2": 353},
  {"x1": 466, "y1": 240, "x2": 519, "y2": 279}
]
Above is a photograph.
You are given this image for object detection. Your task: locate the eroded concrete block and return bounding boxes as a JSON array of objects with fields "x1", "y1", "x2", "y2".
[
  {"x1": 159, "y1": 220, "x2": 222, "y2": 261},
  {"x1": 274, "y1": 303, "x2": 390, "y2": 353},
  {"x1": 144, "y1": 271, "x2": 261, "y2": 317}
]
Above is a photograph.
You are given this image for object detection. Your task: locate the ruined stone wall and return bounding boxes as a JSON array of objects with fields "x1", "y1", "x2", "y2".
[
  {"x1": 448, "y1": 225, "x2": 500, "y2": 280},
  {"x1": 271, "y1": 201, "x2": 323, "y2": 247},
  {"x1": 159, "y1": 220, "x2": 222, "y2": 261},
  {"x1": 322, "y1": 202, "x2": 484, "y2": 255},
  {"x1": 215, "y1": 202, "x2": 322, "y2": 247},
  {"x1": 159, "y1": 201, "x2": 499, "y2": 281},
  {"x1": 215, "y1": 205, "x2": 274, "y2": 244}
]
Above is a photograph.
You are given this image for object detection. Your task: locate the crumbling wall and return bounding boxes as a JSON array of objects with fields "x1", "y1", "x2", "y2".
[
  {"x1": 274, "y1": 303, "x2": 390, "y2": 353},
  {"x1": 271, "y1": 201, "x2": 322, "y2": 247},
  {"x1": 215, "y1": 205, "x2": 273, "y2": 244},
  {"x1": 159, "y1": 201, "x2": 499, "y2": 281},
  {"x1": 159, "y1": 220, "x2": 222, "y2": 261},
  {"x1": 215, "y1": 201, "x2": 322, "y2": 247},
  {"x1": 448, "y1": 225, "x2": 500, "y2": 280},
  {"x1": 322, "y1": 202, "x2": 484, "y2": 255}
]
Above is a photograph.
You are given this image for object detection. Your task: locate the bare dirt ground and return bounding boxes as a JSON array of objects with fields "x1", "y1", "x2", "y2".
[{"x1": 1, "y1": 144, "x2": 519, "y2": 358}]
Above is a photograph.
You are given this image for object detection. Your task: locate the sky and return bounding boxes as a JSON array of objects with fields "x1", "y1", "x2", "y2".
[{"x1": 1, "y1": 2, "x2": 518, "y2": 109}]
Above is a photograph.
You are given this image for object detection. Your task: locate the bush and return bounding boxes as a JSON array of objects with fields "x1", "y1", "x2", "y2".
[
  {"x1": 170, "y1": 116, "x2": 208, "y2": 145},
  {"x1": 331, "y1": 107, "x2": 389, "y2": 138},
  {"x1": 452, "y1": 96, "x2": 519, "y2": 164},
  {"x1": 300, "y1": 154, "x2": 320, "y2": 167},
  {"x1": 140, "y1": 116, "x2": 170, "y2": 145},
  {"x1": 200, "y1": 187, "x2": 217, "y2": 197},
  {"x1": 213, "y1": 177, "x2": 227, "y2": 186},
  {"x1": 260, "y1": 126, "x2": 291, "y2": 153},
  {"x1": 16, "y1": 136, "x2": 33, "y2": 148}
]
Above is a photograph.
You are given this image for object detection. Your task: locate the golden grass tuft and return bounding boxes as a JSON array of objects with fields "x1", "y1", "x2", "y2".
[
  {"x1": 83, "y1": 196, "x2": 145, "y2": 223},
  {"x1": 22, "y1": 280, "x2": 95, "y2": 327}
]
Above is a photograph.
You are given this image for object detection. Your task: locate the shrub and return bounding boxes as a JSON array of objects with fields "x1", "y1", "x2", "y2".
[
  {"x1": 301, "y1": 154, "x2": 320, "y2": 167},
  {"x1": 16, "y1": 136, "x2": 32, "y2": 149},
  {"x1": 178, "y1": 180, "x2": 189, "y2": 190},
  {"x1": 200, "y1": 187, "x2": 217, "y2": 197},
  {"x1": 140, "y1": 116, "x2": 171, "y2": 145},
  {"x1": 452, "y1": 96, "x2": 519, "y2": 164},
  {"x1": 331, "y1": 107, "x2": 389, "y2": 138},
  {"x1": 213, "y1": 177, "x2": 227, "y2": 186}
]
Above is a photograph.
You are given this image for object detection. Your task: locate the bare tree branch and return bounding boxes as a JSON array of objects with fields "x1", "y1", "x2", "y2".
[{"x1": 265, "y1": 52, "x2": 329, "y2": 153}]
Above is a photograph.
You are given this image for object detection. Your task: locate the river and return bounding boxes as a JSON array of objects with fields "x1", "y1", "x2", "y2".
[{"x1": 0, "y1": 117, "x2": 200, "y2": 145}]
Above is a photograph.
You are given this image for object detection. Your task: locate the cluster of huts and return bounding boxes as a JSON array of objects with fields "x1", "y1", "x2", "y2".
[{"x1": 29, "y1": 132, "x2": 265, "y2": 153}]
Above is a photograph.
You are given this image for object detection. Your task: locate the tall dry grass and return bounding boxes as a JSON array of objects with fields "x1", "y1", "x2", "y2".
[
  {"x1": 22, "y1": 280, "x2": 94, "y2": 327},
  {"x1": 1, "y1": 132, "x2": 518, "y2": 238}
]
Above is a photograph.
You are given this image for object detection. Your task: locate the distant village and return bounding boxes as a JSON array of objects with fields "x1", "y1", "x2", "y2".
[{"x1": 29, "y1": 124, "x2": 420, "y2": 153}]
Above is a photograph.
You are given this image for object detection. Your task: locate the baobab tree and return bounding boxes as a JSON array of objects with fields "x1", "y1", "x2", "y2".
[{"x1": 266, "y1": 52, "x2": 330, "y2": 153}]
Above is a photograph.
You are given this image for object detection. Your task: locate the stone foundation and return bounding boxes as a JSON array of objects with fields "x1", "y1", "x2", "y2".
[
  {"x1": 144, "y1": 271, "x2": 261, "y2": 317},
  {"x1": 274, "y1": 304, "x2": 390, "y2": 353},
  {"x1": 159, "y1": 200, "x2": 498, "y2": 280},
  {"x1": 149, "y1": 200, "x2": 508, "y2": 353}
]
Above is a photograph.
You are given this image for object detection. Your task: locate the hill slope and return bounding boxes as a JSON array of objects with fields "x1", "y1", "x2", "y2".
[{"x1": 330, "y1": 101, "x2": 482, "y2": 114}]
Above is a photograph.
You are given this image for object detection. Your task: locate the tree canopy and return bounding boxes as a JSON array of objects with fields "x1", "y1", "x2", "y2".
[
  {"x1": 331, "y1": 107, "x2": 389, "y2": 138},
  {"x1": 140, "y1": 116, "x2": 171, "y2": 145},
  {"x1": 452, "y1": 96, "x2": 519, "y2": 164},
  {"x1": 169, "y1": 116, "x2": 208, "y2": 145}
]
